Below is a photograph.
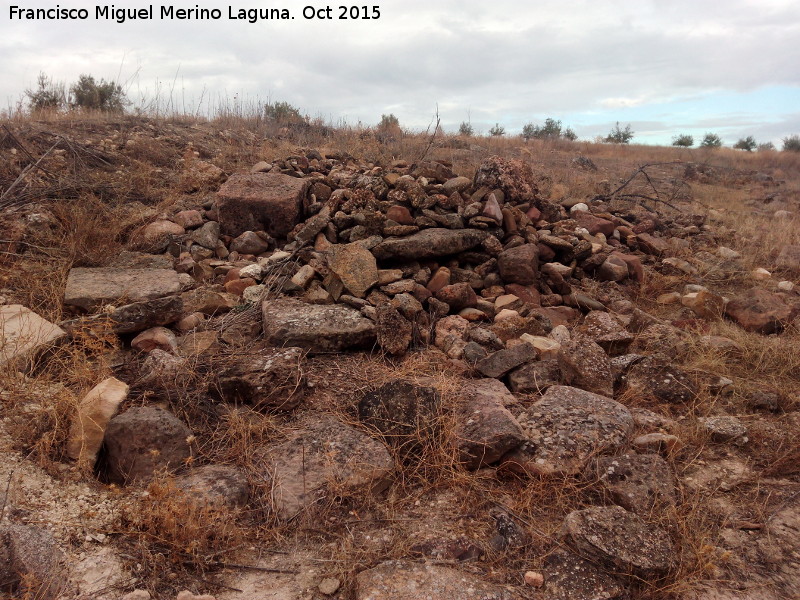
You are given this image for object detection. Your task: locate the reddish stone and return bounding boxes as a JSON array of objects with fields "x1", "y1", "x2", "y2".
[
  {"x1": 504, "y1": 283, "x2": 541, "y2": 306},
  {"x1": 216, "y1": 173, "x2": 309, "y2": 238},
  {"x1": 426, "y1": 267, "x2": 451, "y2": 294},
  {"x1": 574, "y1": 211, "x2": 615, "y2": 236},
  {"x1": 386, "y1": 205, "x2": 415, "y2": 225},
  {"x1": 224, "y1": 278, "x2": 257, "y2": 296}
]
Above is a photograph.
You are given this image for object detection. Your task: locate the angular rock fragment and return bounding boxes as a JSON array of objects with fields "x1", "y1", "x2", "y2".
[
  {"x1": 560, "y1": 506, "x2": 674, "y2": 576},
  {"x1": 624, "y1": 354, "x2": 698, "y2": 403},
  {"x1": 724, "y1": 287, "x2": 795, "y2": 333},
  {"x1": 259, "y1": 413, "x2": 393, "y2": 520},
  {"x1": 589, "y1": 453, "x2": 677, "y2": 514},
  {"x1": 64, "y1": 268, "x2": 181, "y2": 312},
  {"x1": 262, "y1": 298, "x2": 376, "y2": 352},
  {"x1": 67, "y1": 377, "x2": 129, "y2": 467},
  {"x1": 371, "y1": 228, "x2": 487, "y2": 260},
  {"x1": 505, "y1": 386, "x2": 633, "y2": 476},
  {"x1": 0, "y1": 304, "x2": 66, "y2": 367},
  {"x1": 557, "y1": 334, "x2": 614, "y2": 397},
  {"x1": 214, "y1": 346, "x2": 306, "y2": 412}
]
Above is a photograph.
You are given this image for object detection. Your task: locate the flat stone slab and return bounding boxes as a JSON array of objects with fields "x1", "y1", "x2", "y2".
[
  {"x1": 504, "y1": 385, "x2": 633, "y2": 476},
  {"x1": 561, "y1": 505, "x2": 674, "y2": 576},
  {"x1": 64, "y1": 268, "x2": 181, "y2": 312},
  {"x1": 372, "y1": 228, "x2": 488, "y2": 260},
  {"x1": 0, "y1": 304, "x2": 66, "y2": 367},
  {"x1": 355, "y1": 560, "x2": 516, "y2": 600},
  {"x1": 259, "y1": 413, "x2": 393, "y2": 520},
  {"x1": 262, "y1": 297, "x2": 376, "y2": 352}
]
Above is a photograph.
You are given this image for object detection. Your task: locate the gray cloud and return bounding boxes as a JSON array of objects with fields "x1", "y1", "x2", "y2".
[{"x1": 1, "y1": 0, "x2": 798, "y2": 143}]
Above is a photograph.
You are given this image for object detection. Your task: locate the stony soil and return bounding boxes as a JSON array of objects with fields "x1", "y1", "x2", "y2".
[{"x1": 0, "y1": 116, "x2": 798, "y2": 599}]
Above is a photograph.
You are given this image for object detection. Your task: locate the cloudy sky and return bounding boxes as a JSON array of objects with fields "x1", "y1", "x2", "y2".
[{"x1": 2, "y1": 0, "x2": 799, "y2": 145}]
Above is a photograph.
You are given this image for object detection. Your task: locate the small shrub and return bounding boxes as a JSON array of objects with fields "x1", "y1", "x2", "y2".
[
  {"x1": 25, "y1": 72, "x2": 66, "y2": 113},
  {"x1": 563, "y1": 127, "x2": 578, "y2": 141},
  {"x1": 379, "y1": 113, "x2": 399, "y2": 129},
  {"x1": 733, "y1": 136, "x2": 757, "y2": 152},
  {"x1": 758, "y1": 141, "x2": 776, "y2": 152},
  {"x1": 522, "y1": 118, "x2": 576, "y2": 141},
  {"x1": 672, "y1": 134, "x2": 694, "y2": 147},
  {"x1": 700, "y1": 133, "x2": 723, "y2": 148},
  {"x1": 458, "y1": 121, "x2": 474, "y2": 136},
  {"x1": 264, "y1": 100, "x2": 306, "y2": 126},
  {"x1": 782, "y1": 135, "x2": 800, "y2": 152},
  {"x1": 489, "y1": 123, "x2": 505, "y2": 137},
  {"x1": 605, "y1": 122, "x2": 634, "y2": 144},
  {"x1": 69, "y1": 74, "x2": 128, "y2": 112}
]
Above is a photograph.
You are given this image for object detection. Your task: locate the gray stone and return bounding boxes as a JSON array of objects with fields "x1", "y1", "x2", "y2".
[
  {"x1": 376, "y1": 304, "x2": 413, "y2": 356},
  {"x1": 64, "y1": 268, "x2": 181, "y2": 312},
  {"x1": 475, "y1": 343, "x2": 537, "y2": 378},
  {"x1": 543, "y1": 548, "x2": 625, "y2": 600},
  {"x1": 507, "y1": 359, "x2": 562, "y2": 394},
  {"x1": 189, "y1": 221, "x2": 220, "y2": 249},
  {"x1": 0, "y1": 304, "x2": 65, "y2": 368},
  {"x1": 561, "y1": 505, "x2": 674, "y2": 575},
  {"x1": 589, "y1": 453, "x2": 677, "y2": 514},
  {"x1": 454, "y1": 378, "x2": 527, "y2": 469},
  {"x1": 557, "y1": 334, "x2": 614, "y2": 397},
  {"x1": 372, "y1": 228, "x2": 487, "y2": 260},
  {"x1": 103, "y1": 406, "x2": 193, "y2": 485},
  {"x1": 505, "y1": 386, "x2": 633, "y2": 476},
  {"x1": 173, "y1": 464, "x2": 249, "y2": 509},
  {"x1": 624, "y1": 354, "x2": 698, "y2": 403},
  {"x1": 0, "y1": 523, "x2": 66, "y2": 599},
  {"x1": 262, "y1": 298, "x2": 376, "y2": 352},
  {"x1": 259, "y1": 413, "x2": 393, "y2": 520},
  {"x1": 214, "y1": 347, "x2": 306, "y2": 412}
]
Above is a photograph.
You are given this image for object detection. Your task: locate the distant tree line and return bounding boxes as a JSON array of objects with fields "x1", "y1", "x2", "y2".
[{"x1": 26, "y1": 72, "x2": 128, "y2": 112}]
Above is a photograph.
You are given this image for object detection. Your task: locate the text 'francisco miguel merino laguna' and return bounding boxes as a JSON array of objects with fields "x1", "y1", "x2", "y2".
[{"x1": 7, "y1": 5, "x2": 332, "y2": 24}]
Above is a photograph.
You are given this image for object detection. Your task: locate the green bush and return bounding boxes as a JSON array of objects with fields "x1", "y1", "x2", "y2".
[
  {"x1": 605, "y1": 122, "x2": 634, "y2": 144},
  {"x1": 672, "y1": 134, "x2": 694, "y2": 147},
  {"x1": 458, "y1": 121, "x2": 474, "y2": 136},
  {"x1": 758, "y1": 141, "x2": 776, "y2": 152},
  {"x1": 522, "y1": 118, "x2": 577, "y2": 141},
  {"x1": 26, "y1": 72, "x2": 66, "y2": 112},
  {"x1": 563, "y1": 128, "x2": 578, "y2": 141},
  {"x1": 264, "y1": 101, "x2": 306, "y2": 125},
  {"x1": 733, "y1": 136, "x2": 757, "y2": 152},
  {"x1": 782, "y1": 135, "x2": 800, "y2": 152},
  {"x1": 700, "y1": 133, "x2": 723, "y2": 148},
  {"x1": 489, "y1": 123, "x2": 505, "y2": 137},
  {"x1": 70, "y1": 74, "x2": 127, "y2": 112}
]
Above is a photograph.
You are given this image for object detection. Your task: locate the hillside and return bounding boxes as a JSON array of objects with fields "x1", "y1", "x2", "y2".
[{"x1": 0, "y1": 114, "x2": 799, "y2": 600}]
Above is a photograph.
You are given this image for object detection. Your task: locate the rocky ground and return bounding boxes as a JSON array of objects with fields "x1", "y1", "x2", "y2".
[{"x1": 0, "y1": 116, "x2": 799, "y2": 599}]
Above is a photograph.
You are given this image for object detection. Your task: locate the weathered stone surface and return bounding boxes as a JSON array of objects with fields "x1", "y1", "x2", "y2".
[
  {"x1": 589, "y1": 453, "x2": 677, "y2": 514},
  {"x1": 0, "y1": 523, "x2": 66, "y2": 600},
  {"x1": 216, "y1": 173, "x2": 309, "y2": 238},
  {"x1": 497, "y1": 244, "x2": 539, "y2": 285},
  {"x1": 67, "y1": 377, "x2": 129, "y2": 467},
  {"x1": 775, "y1": 244, "x2": 800, "y2": 270},
  {"x1": 433, "y1": 315, "x2": 469, "y2": 358},
  {"x1": 454, "y1": 378, "x2": 527, "y2": 469},
  {"x1": 474, "y1": 155, "x2": 538, "y2": 203},
  {"x1": 597, "y1": 254, "x2": 629, "y2": 282},
  {"x1": 328, "y1": 242, "x2": 379, "y2": 298},
  {"x1": 724, "y1": 287, "x2": 795, "y2": 333},
  {"x1": 636, "y1": 232, "x2": 670, "y2": 255},
  {"x1": 103, "y1": 406, "x2": 193, "y2": 485},
  {"x1": 372, "y1": 228, "x2": 487, "y2": 260},
  {"x1": 375, "y1": 304, "x2": 412, "y2": 356},
  {"x1": 260, "y1": 413, "x2": 393, "y2": 520},
  {"x1": 214, "y1": 347, "x2": 306, "y2": 412},
  {"x1": 262, "y1": 298, "x2": 376, "y2": 352},
  {"x1": 702, "y1": 416, "x2": 748, "y2": 445},
  {"x1": 543, "y1": 548, "x2": 625, "y2": 600},
  {"x1": 189, "y1": 221, "x2": 220, "y2": 249},
  {"x1": 229, "y1": 230, "x2": 271, "y2": 255},
  {"x1": 561, "y1": 506, "x2": 674, "y2": 575},
  {"x1": 358, "y1": 379, "x2": 440, "y2": 452},
  {"x1": 624, "y1": 354, "x2": 698, "y2": 403},
  {"x1": 181, "y1": 287, "x2": 238, "y2": 315},
  {"x1": 64, "y1": 268, "x2": 181, "y2": 312},
  {"x1": 507, "y1": 359, "x2": 562, "y2": 394},
  {"x1": 682, "y1": 289, "x2": 725, "y2": 319},
  {"x1": 0, "y1": 304, "x2": 65, "y2": 367},
  {"x1": 578, "y1": 311, "x2": 633, "y2": 355},
  {"x1": 506, "y1": 386, "x2": 633, "y2": 476},
  {"x1": 557, "y1": 334, "x2": 614, "y2": 397},
  {"x1": 131, "y1": 326, "x2": 178, "y2": 353},
  {"x1": 132, "y1": 219, "x2": 185, "y2": 253},
  {"x1": 355, "y1": 560, "x2": 515, "y2": 600},
  {"x1": 172, "y1": 464, "x2": 249, "y2": 509},
  {"x1": 475, "y1": 343, "x2": 537, "y2": 378},
  {"x1": 436, "y1": 282, "x2": 478, "y2": 312}
]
